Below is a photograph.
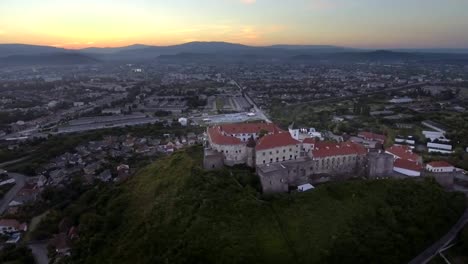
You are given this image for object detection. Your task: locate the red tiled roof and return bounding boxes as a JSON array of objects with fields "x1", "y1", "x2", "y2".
[
  {"x1": 358, "y1": 132, "x2": 387, "y2": 143},
  {"x1": 386, "y1": 145, "x2": 421, "y2": 162},
  {"x1": 427, "y1": 161, "x2": 453, "y2": 168},
  {"x1": 312, "y1": 141, "x2": 367, "y2": 158},
  {"x1": 207, "y1": 127, "x2": 242, "y2": 145},
  {"x1": 394, "y1": 159, "x2": 423, "y2": 172},
  {"x1": 219, "y1": 123, "x2": 282, "y2": 135},
  {"x1": 256, "y1": 132, "x2": 300, "y2": 151},
  {"x1": 0, "y1": 219, "x2": 24, "y2": 230},
  {"x1": 303, "y1": 138, "x2": 317, "y2": 144}
]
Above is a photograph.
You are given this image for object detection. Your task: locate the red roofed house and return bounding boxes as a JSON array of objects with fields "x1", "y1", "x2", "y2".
[
  {"x1": 426, "y1": 161, "x2": 455, "y2": 173},
  {"x1": 385, "y1": 145, "x2": 422, "y2": 163},
  {"x1": 393, "y1": 159, "x2": 423, "y2": 177},
  {"x1": 358, "y1": 132, "x2": 387, "y2": 144},
  {"x1": 255, "y1": 132, "x2": 301, "y2": 165},
  {"x1": 310, "y1": 142, "x2": 368, "y2": 175},
  {"x1": 0, "y1": 219, "x2": 28, "y2": 235}
]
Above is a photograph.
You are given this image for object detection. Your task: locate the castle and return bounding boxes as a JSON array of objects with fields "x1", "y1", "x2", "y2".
[{"x1": 204, "y1": 122, "x2": 394, "y2": 193}]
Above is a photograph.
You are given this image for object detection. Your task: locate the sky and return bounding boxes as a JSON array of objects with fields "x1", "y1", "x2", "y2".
[{"x1": 0, "y1": 0, "x2": 467, "y2": 49}]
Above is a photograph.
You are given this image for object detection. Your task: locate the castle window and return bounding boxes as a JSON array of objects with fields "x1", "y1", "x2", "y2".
[
  {"x1": 276, "y1": 150, "x2": 279, "y2": 154},
  {"x1": 283, "y1": 156, "x2": 286, "y2": 161},
  {"x1": 263, "y1": 160, "x2": 266, "y2": 164},
  {"x1": 263, "y1": 152, "x2": 265, "y2": 156}
]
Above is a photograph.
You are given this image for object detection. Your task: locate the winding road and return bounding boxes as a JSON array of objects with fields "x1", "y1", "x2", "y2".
[
  {"x1": 409, "y1": 209, "x2": 468, "y2": 264},
  {"x1": 28, "y1": 241, "x2": 50, "y2": 264}
]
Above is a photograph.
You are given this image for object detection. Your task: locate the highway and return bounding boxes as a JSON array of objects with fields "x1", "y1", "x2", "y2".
[
  {"x1": 408, "y1": 209, "x2": 468, "y2": 264},
  {"x1": 0, "y1": 172, "x2": 26, "y2": 215}
]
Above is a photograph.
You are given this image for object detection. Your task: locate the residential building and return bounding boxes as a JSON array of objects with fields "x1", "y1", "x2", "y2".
[
  {"x1": 0, "y1": 219, "x2": 27, "y2": 234},
  {"x1": 426, "y1": 161, "x2": 455, "y2": 173},
  {"x1": 255, "y1": 132, "x2": 301, "y2": 165}
]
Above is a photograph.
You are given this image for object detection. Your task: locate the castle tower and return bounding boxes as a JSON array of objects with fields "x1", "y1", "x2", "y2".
[{"x1": 246, "y1": 136, "x2": 256, "y2": 168}]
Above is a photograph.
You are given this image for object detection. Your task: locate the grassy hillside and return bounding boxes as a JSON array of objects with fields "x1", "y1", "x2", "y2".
[{"x1": 68, "y1": 146, "x2": 465, "y2": 264}]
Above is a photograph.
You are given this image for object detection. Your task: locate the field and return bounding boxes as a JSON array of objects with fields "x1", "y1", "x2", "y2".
[{"x1": 60, "y1": 146, "x2": 467, "y2": 264}]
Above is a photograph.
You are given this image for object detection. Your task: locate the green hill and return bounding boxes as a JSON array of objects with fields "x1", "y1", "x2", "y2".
[{"x1": 69, "y1": 146, "x2": 465, "y2": 264}]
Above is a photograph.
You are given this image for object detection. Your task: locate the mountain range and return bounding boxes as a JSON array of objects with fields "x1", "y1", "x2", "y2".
[{"x1": 1, "y1": 42, "x2": 468, "y2": 66}]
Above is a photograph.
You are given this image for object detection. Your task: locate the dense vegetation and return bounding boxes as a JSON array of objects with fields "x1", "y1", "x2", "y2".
[
  {"x1": 0, "y1": 245, "x2": 35, "y2": 264},
  {"x1": 52, "y1": 146, "x2": 465, "y2": 264}
]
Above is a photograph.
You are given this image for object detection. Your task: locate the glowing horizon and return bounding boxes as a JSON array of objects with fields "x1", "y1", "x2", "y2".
[{"x1": 1, "y1": 0, "x2": 468, "y2": 50}]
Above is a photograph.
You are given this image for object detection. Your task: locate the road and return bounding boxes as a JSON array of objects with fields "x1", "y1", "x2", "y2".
[
  {"x1": 231, "y1": 79, "x2": 272, "y2": 123},
  {"x1": 28, "y1": 241, "x2": 50, "y2": 264},
  {"x1": 0, "y1": 156, "x2": 30, "y2": 168},
  {"x1": 0, "y1": 172, "x2": 26, "y2": 215},
  {"x1": 408, "y1": 209, "x2": 468, "y2": 264}
]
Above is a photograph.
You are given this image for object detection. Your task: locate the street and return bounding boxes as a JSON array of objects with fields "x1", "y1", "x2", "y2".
[
  {"x1": 0, "y1": 172, "x2": 26, "y2": 215},
  {"x1": 28, "y1": 242, "x2": 50, "y2": 264}
]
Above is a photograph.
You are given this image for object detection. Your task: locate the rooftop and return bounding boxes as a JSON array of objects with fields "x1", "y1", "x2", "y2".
[
  {"x1": 219, "y1": 122, "x2": 281, "y2": 135},
  {"x1": 312, "y1": 141, "x2": 367, "y2": 158},
  {"x1": 256, "y1": 132, "x2": 300, "y2": 151},
  {"x1": 386, "y1": 145, "x2": 421, "y2": 162},
  {"x1": 394, "y1": 159, "x2": 423, "y2": 172},
  {"x1": 207, "y1": 126, "x2": 242, "y2": 145},
  {"x1": 427, "y1": 161, "x2": 454, "y2": 168}
]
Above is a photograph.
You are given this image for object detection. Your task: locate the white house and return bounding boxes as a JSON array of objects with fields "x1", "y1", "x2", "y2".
[
  {"x1": 178, "y1": 117, "x2": 188, "y2": 126},
  {"x1": 426, "y1": 161, "x2": 455, "y2": 173},
  {"x1": 422, "y1": 120, "x2": 447, "y2": 134},
  {"x1": 73, "y1": 102, "x2": 85, "y2": 107},
  {"x1": 298, "y1": 183, "x2": 315, "y2": 192},
  {"x1": 427, "y1": 142, "x2": 453, "y2": 154},
  {"x1": 389, "y1": 97, "x2": 413, "y2": 104}
]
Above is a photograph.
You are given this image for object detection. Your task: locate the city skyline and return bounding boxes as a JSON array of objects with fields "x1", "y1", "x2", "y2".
[{"x1": 1, "y1": 0, "x2": 468, "y2": 49}]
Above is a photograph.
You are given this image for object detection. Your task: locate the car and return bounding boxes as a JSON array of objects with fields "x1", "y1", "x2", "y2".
[{"x1": 0, "y1": 168, "x2": 8, "y2": 177}]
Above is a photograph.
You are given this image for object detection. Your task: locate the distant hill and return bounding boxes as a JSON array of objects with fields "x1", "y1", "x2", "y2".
[
  {"x1": 268, "y1": 44, "x2": 353, "y2": 52},
  {"x1": 0, "y1": 44, "x2": 66, "y2": 58},
  {"x1": 1, "y1": 42, "x2": 468, "y2": 64},
  {"x1": 394, "y1": 48, "x2": 468, "y2": 54},
  {"x1": 291, "y1": 50, "x2": 468, "y2": 64},
  {"x1": 67, "y1": 146, "x2": 464, "y2": 264},
  {"x1": 80, "y1": 44, "x2": 151, "y2": 54},
  {"x1": 0, "y1": 53, "x2": 99, "y2": 66}
]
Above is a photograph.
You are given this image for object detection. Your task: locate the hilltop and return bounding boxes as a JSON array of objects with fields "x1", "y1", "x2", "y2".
[{"x1": 67, "y1": 146, "x2": 464, "y2": 264}]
